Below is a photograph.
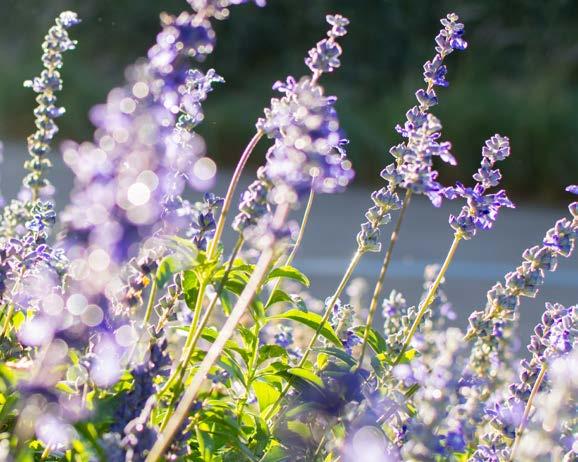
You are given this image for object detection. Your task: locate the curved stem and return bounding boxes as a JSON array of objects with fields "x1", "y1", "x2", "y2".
[
  {"x1": 509, "y1": 363, "x2": 547, "y2": 461},
  {"x1": 265, "y1": 187, "x2": 315, "y2": 307},
  {"x1": 146, "y1": 204, "x2": 290, "y2": 462},
  {"x1": 357, "y1": 190, "x2": 412, "y2": 368},
  {"x1": 206, "y1": 130, "x2": 264, "y2": 259},
  {"x1": 393, "y1": 234, "x2": 462, "y2": 365},
  {"x1": 263, "y1": 249, "x2": 364, "y2": 422}
]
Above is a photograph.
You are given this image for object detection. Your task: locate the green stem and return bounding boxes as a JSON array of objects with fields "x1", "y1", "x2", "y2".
[
  {"x1": 393, "y1": 233, "x2": 462, "y2": 365},
  {"x1": 509, "y1": 363, "x2": 547, "y2": 461},
  {"x1": 159, "y1": 238, "x2": 244, "y2": 406},
  {"x1": 237, "y1": 323, "x2": 261, "y2": 417},
  {"x1": 142, "y1": 280, "x2": 158, "y2": 327},
  {"x1": 1, "y1": 303, "x2": 15, "y2": 338},
  {"x1": 265, "y1": 187, "x2": 315, "y2": 307},
  {"x1": 158, "y1": 131, "x2": 262, "y2": 395},
  {"x1": 263, "y1": 249, "x2": 365, "y2": 422},
  {"x1": 206, "y1": 130, "x2": 264, "y2": 260},
  {"x1": 357, "y1": 190, "x2": 412, "y2": 368},
  {"x1": 159, "y1": 279, "x2": 208, "y2": 396},
  {"x1": 146, "y1": 204, "x2": 290, "y2": 462}
]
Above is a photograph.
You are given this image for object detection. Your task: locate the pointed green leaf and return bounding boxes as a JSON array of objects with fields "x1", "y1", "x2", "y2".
[
  {"x1": 265, "y1": 289, "x2": 293, "y2": 309},
  {"x1": 353, "y1": 326, "x2": 388, "y2": 354},
  {"x1": 266, "y1": 266, "x2": 310, "y2": 287},
  {"x1": 286, "y1": 367, "x2": 324, "y2": 388},
  {"x1": 270, "y1": 309, "x2": 341, "y2": 346},
  {"x1": 252, "y1": 379, "x2": 281, "y2": 413}
]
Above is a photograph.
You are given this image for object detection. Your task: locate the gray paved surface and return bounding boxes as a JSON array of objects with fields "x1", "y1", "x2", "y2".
[{"x1": 2, "y1": 141, "x2": 577, "y2": 350}]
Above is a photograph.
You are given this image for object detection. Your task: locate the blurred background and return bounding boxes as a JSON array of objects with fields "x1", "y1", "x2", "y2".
[
  {"x1": 0, "y1": 0, "x2": 577, "y2": 347},
  {"x1": 1, "y1": 0, "x2": 578, "y2": 201}
]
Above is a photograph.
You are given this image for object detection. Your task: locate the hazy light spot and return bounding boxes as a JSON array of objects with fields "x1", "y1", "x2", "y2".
[
  {"x1": 120, "y1": 97, "x2": 136, "y2": 114},
  {"x1": 67, "y1": 293, "x2": 88, "y2": 316},
  {"x1": 193, "y1": 157, "x2": 217, "y2": 181},
  {"x1": 132, "y1": 81, "x2": 149, "y2": 98},
  {"x1": 82, "y1": 304, "x2": 104, "y2": 327},
  {"x1": 127, "y1": 182, "x2": 151, "y2": 206},
  {"x1": 88, "y1": 248, "x2": 110, "y2": 272}
]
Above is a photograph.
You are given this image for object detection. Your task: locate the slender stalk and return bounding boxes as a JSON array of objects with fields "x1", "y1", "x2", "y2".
[
  {"x1": 206, "y1": 130, "x2": 264, "y2": 259},
  {"x1": 393, "y1": 234, "x2": 462, "y2": 365},
  {"x1": 265, "y1": 187, "x2": 315, "y2": 307},
  {"x1": 509, "y1": 363, "x2": 547, "y2": 461},
  {"x1": 263, "y1": 249, "x2": 365, "y2": 422},
  {"x1": 1, "y1": 303, "x2": 15, "y2": 338},
  {"x1": 159, "y1": 279, "x2": 208, "y2": 396},
  {"x1": 357, "y1": 190, "x2": 412, "y2": 368},
  {"x1": 159, "y1": 131, "x2": 262, "y2": 391},
  {"x1": 159, "y1": 237, "x2": 243, "y2": 399},
  {"x1": 142, "y1": 280, "x2": 158, "y2": 327},
  {"x1": 146, "y1": 204, "x2": 290, "y2": 462}
]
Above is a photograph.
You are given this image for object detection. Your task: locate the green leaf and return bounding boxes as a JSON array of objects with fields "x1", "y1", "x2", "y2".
[
  {"x1": 266, "y1": 266, "x2": 310, "y2": 287},
  {"x1": 314, "y1": 347, "x2": 356, "y2": 367},
  {"x1": 11, "y1": 311, "x2": 25, "y2": 330},
  {"x1": 260, "y1": 443, "x2": 289, "y2": 462},
  {"x1": 397, "y1": 348, "x2": 418, "y2": 364},
  {"x1": 286, "y1": 420, "x2": 312, "y2": 441},
  {"x1": 258, "y1": 345, "x2": 288, "y2": 365},
  {"x1": 270, "y1": 309, "x2": 342, "y2": 346},
  {"x1": 155, "y1": 255, "x2": 182, "y2": 289},
  {"x1": 265, "y1": 289, "x2": 293, "y2": 309},
  {"x1": 353, "y1": 326, "x2": 388, "y2": 354},
  {"x1": 183, "y1": 270, "x2": 199, "y2": 310},
  {"x1": 201, "y1": 327, "x2": 249, "y2": 362},
  {"x1": 252, "y1": 379, "x2": 281, "y2": 413},
  {"x1": 286, "y1": 367, "x2": 324, "y2": 388}
]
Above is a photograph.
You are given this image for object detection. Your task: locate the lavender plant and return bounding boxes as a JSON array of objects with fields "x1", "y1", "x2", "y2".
[{"x1": 0, "y1": 4, "x2": 576, "y2": 462}]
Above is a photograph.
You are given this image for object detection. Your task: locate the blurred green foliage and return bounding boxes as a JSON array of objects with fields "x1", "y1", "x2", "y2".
[{"x1": 1, "y1": 0, "x2": 577, "y2": 201}]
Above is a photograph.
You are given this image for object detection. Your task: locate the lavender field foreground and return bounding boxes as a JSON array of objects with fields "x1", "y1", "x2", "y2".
[{"x1": 0, "y1": 2, "x2": 576, "y2": 461}]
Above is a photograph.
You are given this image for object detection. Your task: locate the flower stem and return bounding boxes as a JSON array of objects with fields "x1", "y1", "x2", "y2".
[
  {"x1": 263, "y1": 249, "x2": 364, "y2": 422},
  {"x1": 159, "y1": 131, "x2": 262, "y2": 393},
  {"x1": 1, "y1": 303, "x2": 15, "y2": 338},
  {"x1": 146, "y1": 204, "x2": 290, "y2": 462},
  {"x1": 265, "y1": 187, "x2": 315, "y2": 307},
  {"x1": 357, "y1": 190, "x2": 412, "y2": 368},
  {"x1": 159, "y1": 237, "x2": 244, "y2": 400},
  {"x1": 509, "y1": 363, "x2": 547, "y2": 461},
  {"x1": 393, "y1": 233, "x2": 462, "y2": 365},
  {"x1": 142, "y1": 280, "x2": 158, "y2": 327},
  {"x1": 206, "y1": 130, "x2": 264, "y2": 260}
]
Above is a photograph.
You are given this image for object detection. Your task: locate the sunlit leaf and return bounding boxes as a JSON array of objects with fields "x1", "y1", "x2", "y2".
[{"x1": 270, "y1": 310, "x2": 341, "y2": 346}]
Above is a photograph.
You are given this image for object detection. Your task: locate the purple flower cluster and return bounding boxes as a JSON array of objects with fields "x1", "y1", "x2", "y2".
[
  {"x1": 445, "y1": 134, "x2": 514, "y2": 239},
  {"x1": 189, "y1": 193, "x2": 224, "y2": 250},
  {"x1": 473, "y1": 302, "x2": 577, "y2": 459},
  {"x1": 357, "y1": 13, "x2": 467, "y2": 253},
  {"x1": 58, "y1": 3, "x2": 238, "y2": 322},
  {"x1": 232, "y1": 166, "x2": 272, "y2": 234},
  {"x1": 327, "y1": 298, "x2": 361, "y2": 354},
  {"x1": 257, "y1": 15, "x2": 354, "y2": 205},
  {"x1": 23, "y1": 11, "x2": 80, "y2": 198}
]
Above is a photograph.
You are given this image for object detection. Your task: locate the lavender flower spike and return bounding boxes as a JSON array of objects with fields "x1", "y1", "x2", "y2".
[{"x1": 23, "y1": 11, "x2": 79, "y2": 199}]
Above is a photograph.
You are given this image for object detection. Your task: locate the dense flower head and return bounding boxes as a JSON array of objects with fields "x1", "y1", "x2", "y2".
[
  {"x1": 446, "y1": 134, "x2": 514, "y2": 239},
  {"x1": 259, "y1": 76, "x2": 353, "y2": 203}
]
